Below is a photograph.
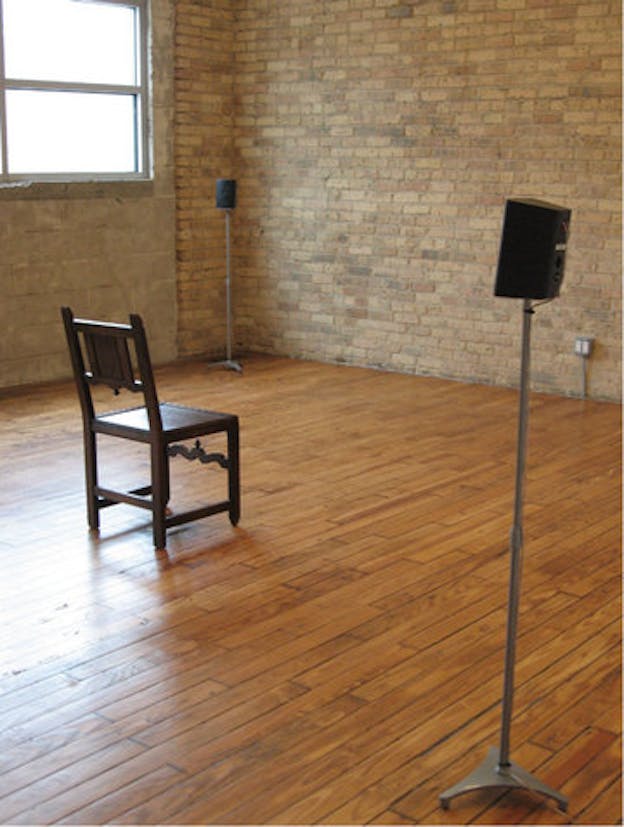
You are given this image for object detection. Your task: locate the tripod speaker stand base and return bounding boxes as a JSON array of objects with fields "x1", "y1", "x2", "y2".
[
  {"x1": 208, "y1": 360, "x2": 242, "y2": 373},
  {"x1": 440, "y1": 747, "x2": 568, "y2": 811}
]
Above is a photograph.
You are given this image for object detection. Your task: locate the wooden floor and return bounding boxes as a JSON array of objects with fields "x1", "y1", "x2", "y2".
[{"x1": 0, "y1": 355, "x2": 620, "y2": 825}]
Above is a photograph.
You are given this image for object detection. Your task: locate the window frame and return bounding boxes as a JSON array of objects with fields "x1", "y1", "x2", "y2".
[{"x1": 0, "y1": 0, "x2": 151, "y2": 184}]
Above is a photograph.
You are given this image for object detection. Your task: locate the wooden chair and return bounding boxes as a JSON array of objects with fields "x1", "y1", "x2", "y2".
[{"x1": 61, "y1": 306, "x2": 240, "y2": 550}]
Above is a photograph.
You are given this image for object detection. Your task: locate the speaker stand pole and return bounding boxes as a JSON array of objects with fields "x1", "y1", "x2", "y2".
[
  {"x1": 223, "y1": 209, "x2": 241, "y2": 372},
  {"x1": 209, "y1": 208, "x2": 242, "y2": 373},
  {"x1": 439, "y1": 299, "x2": 567, "y2": 813}
]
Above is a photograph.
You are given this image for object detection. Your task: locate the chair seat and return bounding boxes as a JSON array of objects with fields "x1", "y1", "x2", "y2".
[{"x1": 94, "y1": 402, "x2": 237, "y2": 443}]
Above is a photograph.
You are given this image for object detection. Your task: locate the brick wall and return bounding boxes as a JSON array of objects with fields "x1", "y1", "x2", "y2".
[
  {"x1": 1, "y1": 0, "x2": 618, "y2": 398},
  {"x1": 0, "y1": 0, "x2": 177, "y2": 389},
  {"x1": 174, "y1": 0, "x2": 235, "y2": 358},
  {"x1": 233, "y1": 0, "x2": 621, "y2": 400},
  {"x1": 177, "y1": 0, "x2": 621, "y2": 401}
]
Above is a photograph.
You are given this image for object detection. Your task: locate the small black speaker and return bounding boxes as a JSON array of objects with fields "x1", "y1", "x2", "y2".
[
  {"x1": 494, "y1": 198, "x2": 571, "y2": 299},
  {"x1": 216, "y1": 179, "x2": 236, "y2": 209}
]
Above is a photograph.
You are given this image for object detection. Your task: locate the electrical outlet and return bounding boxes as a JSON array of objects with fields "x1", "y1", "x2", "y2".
[{"x1": 574, "y1": 336, "x2": 594, "y2": 357}]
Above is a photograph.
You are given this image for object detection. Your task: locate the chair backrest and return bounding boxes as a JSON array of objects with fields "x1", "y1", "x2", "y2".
[{"x1": 61, "y1": 306, "x2": 162, "y2": 429}]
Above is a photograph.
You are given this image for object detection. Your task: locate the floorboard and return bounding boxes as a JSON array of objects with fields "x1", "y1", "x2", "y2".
[{"x1": 0, "y1": 354, "x2": 620, "y2": 825}]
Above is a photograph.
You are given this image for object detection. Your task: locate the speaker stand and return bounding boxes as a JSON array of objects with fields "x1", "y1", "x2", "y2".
[
  {"x1": 209, "y1": 209, "x2": 242, "y2": 373},
  {"x1": 439, "y1": 299, "x2": 567, "y2": 814}
]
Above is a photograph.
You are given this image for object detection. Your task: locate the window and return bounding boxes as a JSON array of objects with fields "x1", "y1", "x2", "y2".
[{"x1": 0, "y1": 0, "x2": 150, "y2": 182}]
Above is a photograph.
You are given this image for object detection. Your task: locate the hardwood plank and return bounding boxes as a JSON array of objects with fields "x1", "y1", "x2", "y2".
[
  {"x1": 58, "y1": 764, "x2": 186, "y2": 825},
  {"x1": 576, "y1": 776, "x2": 623, "y2": 826},
  {"x1": 531, "y1": 660, "x2": 621, "y2": 750},
  {"x1": 0, "y1": 355, "x2": 619, "y2": 825}
]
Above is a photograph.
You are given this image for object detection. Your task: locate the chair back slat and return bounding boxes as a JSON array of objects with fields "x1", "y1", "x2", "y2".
[
  {"x1": 61, "y1": 307, "x2": 162, "y2": 431},
  {"x1": 84, "y1": 331, "x2": 140, "y2": 393}
]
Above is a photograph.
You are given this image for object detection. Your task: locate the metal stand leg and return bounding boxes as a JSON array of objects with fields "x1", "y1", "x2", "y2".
[
  {"x1": 439, "y1": 300, "x2": 568, "y2": 813},
  {"x1": 209, "y1": 209, "x2": 242, "y2": 373},
  {"x1": 440, "y1": 747, "x2": 568, "y2": 811}
]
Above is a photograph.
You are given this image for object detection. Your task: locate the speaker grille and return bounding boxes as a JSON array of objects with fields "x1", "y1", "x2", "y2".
[
  {"x1": 494, "y1": 198, "x2": 571, "y2": 300},
  {"x1": 216, "y1": 179, "x2": 237, "y2": 210}
]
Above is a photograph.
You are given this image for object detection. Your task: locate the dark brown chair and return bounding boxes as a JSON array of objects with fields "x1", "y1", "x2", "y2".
[{"x1": 61, "y1": 306, "x2": 240, "y2": 550}]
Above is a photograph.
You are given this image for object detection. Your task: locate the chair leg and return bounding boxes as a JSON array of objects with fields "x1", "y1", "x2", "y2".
[
  {"x1": 227, "y1": 421, "x2": 240, "y2": 526},
  {"x1": 151, "y1": 444, "x2": 169, "y2": 549},
  {"x1": 85, "y1": 429, "x2": 99, "y2": 531}
]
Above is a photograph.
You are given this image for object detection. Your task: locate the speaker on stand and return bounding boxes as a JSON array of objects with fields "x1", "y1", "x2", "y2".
[
  {"x1": 211, "y1": 179, "x2": 242, "y2": 373},
  {"x1": 440, "y1": 198, "x2": 571, "y2": 812}
]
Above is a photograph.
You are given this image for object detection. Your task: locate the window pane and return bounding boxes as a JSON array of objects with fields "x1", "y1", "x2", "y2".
[
  {"x1": 6, "y1": 90, "x2": 138, "y2": 174},
  {"x1": 3, "y1": 0, "x2": 137, "y2": 86}
]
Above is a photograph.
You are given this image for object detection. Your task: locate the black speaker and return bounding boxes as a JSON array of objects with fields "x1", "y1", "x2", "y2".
[
  {"x1": 494, "y1": 198, "x2": 571, "y2": 299},
  {"x1": 216, "y1": 179, "x2": 236, "y2": 209}
]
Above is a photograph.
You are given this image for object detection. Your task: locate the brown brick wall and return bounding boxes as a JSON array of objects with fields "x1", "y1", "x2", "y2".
[
  {"x1": 174, "y1": 0, "x2": 235, "y2": 358},
  {"x1": 0, "y1": 0, "x2": 177, "y2": 389},
  {"x1": 176, "y1": 0, "x2": 621, "y2": 400}
]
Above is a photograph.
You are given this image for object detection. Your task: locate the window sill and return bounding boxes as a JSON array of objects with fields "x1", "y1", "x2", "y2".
[{"x1": 0, "y1": 177, "x2": 154, "y2": 200}]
